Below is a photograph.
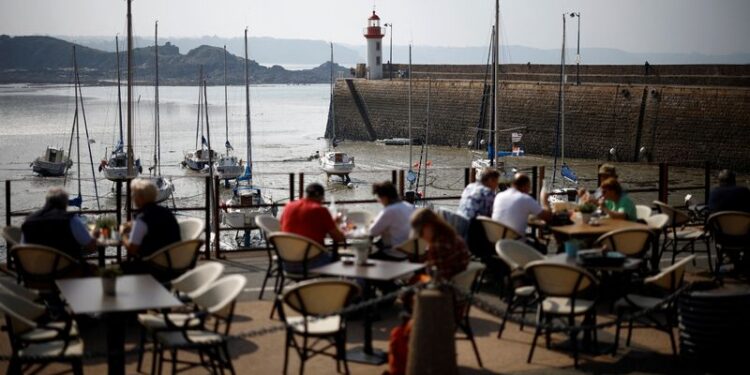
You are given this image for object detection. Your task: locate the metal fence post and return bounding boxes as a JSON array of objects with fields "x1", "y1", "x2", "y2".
[
  {"x1": 213, "y1": 177, "x2": 221, "y2": 259},
  {"x1": 289, "y1": 173, "x2": 295, "y2": 201},
  {"x1": 469, "y1": 166, "x2": 476, "y2": 183},
  {"x1": 125, "y1": 178, "x2": 133, "y2": 221},
  {"x1": 464, "y1": 168, "x2": 470, "y2": 187},
  {"x1": 531, "y1": 166, "x2": 538, "y2": 200},
  {"x1": 392, "y1": 170, "x2": 397, "y2": 186},
  {"x1": 399, "y1": 170, "x2": 405, "y2": 198},
  {"x1": 204, "y1": 176, "x2": 212, "y2": 260},
  {"x1": 5, "y1": 181, "x2": 10, "y2": 226},
  {"x1": 658, "y1": 163, "x2": 669, "y2": 203},
  {"x1": 704, "y1": 161, "x2": 711, "y2": 205}
]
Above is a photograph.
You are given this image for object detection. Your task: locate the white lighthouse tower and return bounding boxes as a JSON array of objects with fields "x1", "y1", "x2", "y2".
[{"x1": 363, "y1": 10, "x2": 385, "y2": 80}]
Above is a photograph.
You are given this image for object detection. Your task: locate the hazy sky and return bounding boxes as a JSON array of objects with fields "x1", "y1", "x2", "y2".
[{"x1": 1, "y1": 0, "x2": 749, "y2": 54}]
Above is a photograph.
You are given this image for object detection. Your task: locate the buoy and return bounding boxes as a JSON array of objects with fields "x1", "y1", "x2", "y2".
[{"x1": 347, "y1": 182, "x2": 354, "y2": 189}]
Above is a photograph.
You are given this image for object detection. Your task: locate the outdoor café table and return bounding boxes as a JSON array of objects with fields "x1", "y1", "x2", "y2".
[
  {"x1": 550, "y1": 217, "x2": 654, "y2": 268},
  {"x1": 56, "y1": 275, "x2": 182, "y2": 375},
  {"x1": 311, "y1": 258, "x2": 425, "y2": 365}
]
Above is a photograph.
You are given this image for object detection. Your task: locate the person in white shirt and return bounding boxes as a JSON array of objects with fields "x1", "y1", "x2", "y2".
[
  {"x1": 492, "y1": 173, "x2": 552, "y2": 239},
  {"x1": 369, "y1": 181, "x2": 415, "y2": 258}
]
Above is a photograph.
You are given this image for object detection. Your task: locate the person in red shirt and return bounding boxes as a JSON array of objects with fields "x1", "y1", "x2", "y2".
[{"x1": 280, "y1": 183, "x2": 345, "y2": 246}]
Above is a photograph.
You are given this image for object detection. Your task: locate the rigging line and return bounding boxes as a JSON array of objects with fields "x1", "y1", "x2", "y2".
[{"x1": 75, "y1": 62, "x2": 101, "y2": 211}]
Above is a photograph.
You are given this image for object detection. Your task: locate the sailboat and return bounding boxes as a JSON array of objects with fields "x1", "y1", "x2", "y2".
[
  {"x1": 146, "y1": 21, "x2": 175, "y2": 203},
  {"x1": 320, "y1": 42, "x2": 355, "y2": 184},
  {"x1": 63, "y1": 46, "x2": 101, "y2": 210},
  {"x1": 223, "y1": 28, "x2": 275, "y2": 233},
  {"x1": 470, "y1": 5, "x2": 517, "y2": 184},
  {"x1": 184, "y1": 66, "x2": 217, "y2": 171},
  {"x1": 101, "y1": 35, "x2": 141, "y2": 181},
  {"x1": 215, "y1": 45, "x2": 243, "y2": 185},
  {"x1": 549, "y1": 13, "x2": 579, "y2": 203}
]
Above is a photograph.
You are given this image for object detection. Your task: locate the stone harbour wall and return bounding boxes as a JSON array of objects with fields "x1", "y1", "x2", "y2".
[{"x1": 328, "y1": 77, "x2": 750, "y2": 171}]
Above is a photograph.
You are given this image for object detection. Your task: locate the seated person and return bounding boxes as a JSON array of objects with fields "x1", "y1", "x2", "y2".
[
  {"x1": 369, "y1": 181, "x2": 414, "y2": 259},
  {"x1": 578, "y1": 163, "x2": 619, "y2": 203},
  {"x1": 21, "y1": 187, "x2": 98, "y2": 265},
  {"x1": 599, "y1": 178, "x2": 637, "y2": 221},
  {"x1": 492, "y1": 173, "x2": 553, "y2": 240},
  {"x1": 279, "y1": 183, "x2": 344, "y2": 272},
  {"x1": 121, "y1": 179, "x2": 181, "y2": 267},
  {"x1": 708, "y1": 169, "x2": 750, "y2": 213},
  {"x1": 457, "y1": 168, "x2": 500, "y2": 259}
]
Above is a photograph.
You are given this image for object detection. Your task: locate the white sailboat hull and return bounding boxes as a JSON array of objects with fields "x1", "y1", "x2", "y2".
[
  {"x1": 320, "y1": 152, "x2": 355, "y2": 176},
  {"x1": 184, "y1": 149, "x2": 217, "y2": 171},
  {"x1": 216, "y1": 155, "x2": 242, "y2": 180}
]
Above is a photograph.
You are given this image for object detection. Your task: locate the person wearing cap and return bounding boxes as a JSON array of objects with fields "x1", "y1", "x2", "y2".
[{"x1": 579, "y1": 163, "x2": 620, "y2": 203}]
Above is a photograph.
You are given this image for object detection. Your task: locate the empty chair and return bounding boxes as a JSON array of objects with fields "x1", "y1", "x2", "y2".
[
  {"x1": 0, "y1": 279, "x2": 39, "y2": 303},
  {"x1": 706, "y1": 211, "x2": 750, "y2": 276},
  {"x1": 644, "y1": 213, "x2": 670, "y2": 270},
  {"x1": 136, "y1": 261, "x2": 225, "y2": 372},
  {"x1": 594, "y1": 228, "x2": 654, "y2": 258},
  {"x1": 525, "y1": 261, "x2": 599, "y2": 367},
  {"x1": 636, "y1": 205, "x2": 653, "y2": 221},
  {"x1": 278, "y1": 279, "x2": 360, "y2": 375},
  {"x1": 0, "y1": 292, "x2": 83, "y2": 375},
  {"x1": 451, "y1": 261, "x2": 486, "y2": 367},
  {"x1": 653, "y1": 200, "x2": 711, "y2": 269},
  {"x1": 614, "y1": 255, "x2": 696, "y2": 355},
  {"x1": 255, "y1": 215, "x2": 282, "y2": 300},
  {"x1": 152, "y1": 275, "x2": 247, "y2": 374},
  {"x1": 394, "y1": 237, "x2": 428, "y2": 262},
  {"x1": 140, "y1": 239, "x2": 203, "y2": 283},
  {"x1": 178, "y1": 217, "x2": 205, "y2": 240},
  {"x1": 495, "y1": 240, "x2": 545, "y2": 338},
  {"x1": 477, "y1": 216, "x2": 522, "y2": 243},
  {"x1": 170, "y1": 261, "x2": 225, "y2": 300},
  {"x1": 10, "y1": 245, "x2": 82, "y2": 292}
]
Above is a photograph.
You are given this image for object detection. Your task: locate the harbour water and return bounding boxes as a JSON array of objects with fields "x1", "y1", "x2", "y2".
[{"x1": 0, "y1": 83, "x2": 736, "y2": 254}]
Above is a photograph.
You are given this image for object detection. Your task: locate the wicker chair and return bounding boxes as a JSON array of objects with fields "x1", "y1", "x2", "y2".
[
  {"x1": 525, "y1": 261, "x2": 599, "y2": 367},
  {"x1": 706, "y1": 211, "x2": 750, "y2": 276},
  {"x1": 613, "y1": 255, "x2": 695, "y2": 356},
  {"x1": 255, "y1": 215, "x2": 281, "y2": 300},
  {"x1": 595, "y1": 228, "x2": 654, "y2": 258},
  {"x1": 451, "y1": 261, "x2": 486, "y2": 367},
  {"x1": 278, "y1": 279, "x2": 360, "y2": 375},
  {"x1": 495, "y1": 240, "x2": 545, "y2": 338},
  {"x1": 477, "y1": 216, "x2": 522, "y2": 243},
  {"x1": 10, "y1": 245, "x2": 81, "y2": 293},
  {"x1": 141, "y1": 239, "x2": 203, "y2": 283},
  {"x1": 653, "y1": 200, "x2": 711, "y2": 270},
  {"x1": 178, "y1": 217, "x2": 205, "y2": 240},
  {"x1": 393, "y1": 237, "x2": 428, "y2": 262}
]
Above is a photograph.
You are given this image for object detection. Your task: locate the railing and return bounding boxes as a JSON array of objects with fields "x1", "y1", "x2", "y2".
[{"x1": 2, "y1": 161, "x2": 715, "y2": 263}]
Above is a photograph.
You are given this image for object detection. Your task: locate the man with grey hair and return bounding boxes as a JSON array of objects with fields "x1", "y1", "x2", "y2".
[
  {"x1": 22, "y1": 187, "x2": 98, "y2": 259},
  {"x1": 121, "y1": 178, "x2": 180, "y2": 260}
]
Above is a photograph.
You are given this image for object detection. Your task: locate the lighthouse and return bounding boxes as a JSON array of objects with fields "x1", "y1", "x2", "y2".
[{"x1": 363, "y1": 11, "x2": 385, "y2": 80}]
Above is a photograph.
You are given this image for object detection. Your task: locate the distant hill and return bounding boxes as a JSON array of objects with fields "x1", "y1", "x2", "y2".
[
  {"x1": 0, "y1": 35, "x2": 350, "y2": 85},
  {"x1": 64, "y1": 35, "x2": 750, "y2": 66}
]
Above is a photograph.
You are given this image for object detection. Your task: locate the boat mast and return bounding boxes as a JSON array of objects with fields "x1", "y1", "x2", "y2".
[
  {"x1": 330, "y1": 42, "x2": 335, "y2": 150},
  {"x1": 204, "y1": 81, "x2": 214, "y2": 177},
  {"x1": 196, "y1": 66, "x2": 203, "y2": 150},
  {"x1": 423, "y1": 77, "x2": 431, "y2": 199},
  {"x1": 224, "y1": 45, "x2": 229, "y2": 152},
  {"x1": 408, "y1": 44, "x2": 412, "y2": 174},
  {"x1": 244, "y1": 27, "x2": 252, "y2": 180},
  {"x1": 74, "y1": 50, "x2": 101, "y2": 210},
  {"x1": 126, "y1": 0, "x2": 134, "y2": 177},
  {"x1": 492, "y1": 0, "x2": 499, "y2": 167},
  {"x1": 115, "y1": 36, "x2": 124, "y2": 145},
  {"x1": 552, "y1": 13, "x2": 566, "y2": 186},
  {"x1": 154, "y1": 21, "x2": 161, "y2": 176}
]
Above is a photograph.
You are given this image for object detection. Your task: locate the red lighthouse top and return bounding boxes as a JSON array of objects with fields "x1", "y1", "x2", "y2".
[{"x1": 364, "y1": 11, "x2": 384, "y2": 39}]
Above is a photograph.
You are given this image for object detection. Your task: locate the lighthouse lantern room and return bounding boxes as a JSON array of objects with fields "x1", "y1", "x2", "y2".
[{"x1": 363, "y1": 11, "x2": 385, "y2": 80}]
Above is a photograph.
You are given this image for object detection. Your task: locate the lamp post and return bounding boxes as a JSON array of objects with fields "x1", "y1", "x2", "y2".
[
  {"x1": 384, "y1": 23, "x2": 393, "y2": 80},
  {"x1": 569, "y1": 12, "x2": 581, "y2": 85}
]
